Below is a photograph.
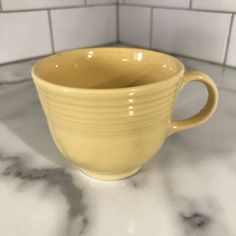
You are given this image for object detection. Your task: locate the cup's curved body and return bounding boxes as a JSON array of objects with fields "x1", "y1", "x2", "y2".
[{"x1": 32, "y1": 48, "x2": 218, "y2": 180}]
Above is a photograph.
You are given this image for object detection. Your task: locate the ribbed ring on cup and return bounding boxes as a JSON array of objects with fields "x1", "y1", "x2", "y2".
[{"x1": 37, "y1": 82, "x2": 179, "y2": 134}]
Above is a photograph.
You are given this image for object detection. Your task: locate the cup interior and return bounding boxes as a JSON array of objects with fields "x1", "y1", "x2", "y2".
[{"x1": 33, "y1": 48, "x2": 183, "y2": 89}]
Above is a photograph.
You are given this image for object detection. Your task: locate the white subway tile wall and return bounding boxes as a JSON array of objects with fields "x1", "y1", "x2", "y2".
[
  {"x1": 0, "y1": 11, "x2": 52, "y2": 64},
  {"x1": 0, "y1": 0, "x2": 236, "y2": 69},
  {"x1": 226, "y1": 16, "x2": 236, "y2": 67},
  {"x1": 119, "y1": 6, "x2": 150, "y2": 47},
  {"x1": 192, "y1": 0, "x2": 236, "y2": 12},
  {"x1": 87, "y1": 0, "x2": 116, "y2": 5},
  {"x1": 0, "y1": 1, "x2": 117, "y2": 64},
  {"x1": 51, "y1": 6, "x2": 116, "y2": 52},
  {"x1": 1, "y1": 0, "x2": 84, "y2": 11},
  {"x1": 152, "y1": 9, "x2": 231, "y2": 63},
  {"x1": 124, "y1": 0, "x2": 189, "y2": 8},
  {"x1": 119, "y1": 1, "x2": 236, "y2": 68}
]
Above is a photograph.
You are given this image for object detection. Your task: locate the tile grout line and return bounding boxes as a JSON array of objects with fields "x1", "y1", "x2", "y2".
[
  {"x1": 223, "y1": 14, "x2": 234, "y2": 65},
  {"x1": 149, "y1": 8, "x2": 154, "y2": 49},
  {"x1": 0, "y1": 3, "x2": 116, "y2": 13},
  {"x1": 0, "y1": 54, "x2": 51, "y2": 66},
  {"x1": 84, "y1": 0, "x2": 87, "y2": 5},
  {"x1": 119, "y1": 42, "x2": 236, "y2": 69},
  {"x1": 0, "y1": 2, "x2": 234, "y2": 14},
  {"x1": 0, "y1": 3, "x2": 234, "y2": 14},
  {"x1": 116, "y1": 2, "x2": 120, "y2": 43},
  {"x1": 118, "y1": 3, "x2": 235, "y2": 14},
  {"x1": 47, "y1": 10, "x2": 55, "y2": 53},
  {"x1": 189, "y1": 0, "x2": 193, "y2": 9},
  {"x1": 0, "y1": 0, "x2": 2, "y2": 11},
  {"x1": 123, "y1": 3, "x2": 188, "y2": 10},
  {"x1": 0, "y1": 43, "x2": 117, "y2": 66}
]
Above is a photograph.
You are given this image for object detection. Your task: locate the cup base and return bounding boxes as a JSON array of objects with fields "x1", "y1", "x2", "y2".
[{"x1": 80, "y1": 167, "x2": 141, "y2": 181}]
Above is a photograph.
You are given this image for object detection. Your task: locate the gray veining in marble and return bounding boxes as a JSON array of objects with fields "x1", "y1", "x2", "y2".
[
  {"x1": 0, "y1": 153, "x2": 88, "y2": 235},
  {"x1": 0, "y1": 56, "x2": 236, "y2": 236}
]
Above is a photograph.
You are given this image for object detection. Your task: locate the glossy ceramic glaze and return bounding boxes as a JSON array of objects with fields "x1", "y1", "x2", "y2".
[{"x1": 32, "y1": 48, "x2": 218, "y2": 180}]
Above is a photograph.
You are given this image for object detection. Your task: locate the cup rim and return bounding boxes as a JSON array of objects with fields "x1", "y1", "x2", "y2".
[{"x1": 32, "y1": 47, "x2": 185, "y2": 94}]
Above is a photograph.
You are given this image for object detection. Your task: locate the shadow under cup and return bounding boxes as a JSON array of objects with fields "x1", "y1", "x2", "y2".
[{"x1": 32, "y1": 48, "x2": 217, "y2": 180}]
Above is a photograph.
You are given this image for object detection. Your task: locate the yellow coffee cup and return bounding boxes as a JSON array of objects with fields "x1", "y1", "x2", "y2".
[{"x1": 32, "y1": 48, "x2": 218, "y2": 180}]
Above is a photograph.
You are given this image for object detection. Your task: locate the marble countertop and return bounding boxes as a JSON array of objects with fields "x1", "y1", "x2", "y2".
[{"x1": 0, "y1": 55, "x2": 236, "y2": 236}]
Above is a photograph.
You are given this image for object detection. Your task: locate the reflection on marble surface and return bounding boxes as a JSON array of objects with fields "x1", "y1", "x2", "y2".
[
  {"x1": 221, "y1": 66, "x2": 236, "y2": 91},
  {"x1": 0, "y1": 59, "x2": 39, "y2": 84},
  {"x1": 1, "y1": 52, "x2": 236, "y2": 236},
  {"x1": 0, "y1": 77, "x2": 236, "y2": 235},
  {"x1": 178, "y1": 56, "x2": 224, "y2": 86}
]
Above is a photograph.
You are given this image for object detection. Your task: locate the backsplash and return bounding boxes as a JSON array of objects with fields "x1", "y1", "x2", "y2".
[
  {"x1": 118, "y1": 0, "x2": 236, "y2": 68},
  {"x1": 0, "y1": 0, "x2": 117, "y2": 64},
  {"x1": 1, "y1": 0, "x2": 235, "y2": 68}
]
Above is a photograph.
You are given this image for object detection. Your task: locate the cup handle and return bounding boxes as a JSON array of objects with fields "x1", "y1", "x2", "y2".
[{"x1": 168, "y1": 71, "x2": 219, "y2": 135}]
